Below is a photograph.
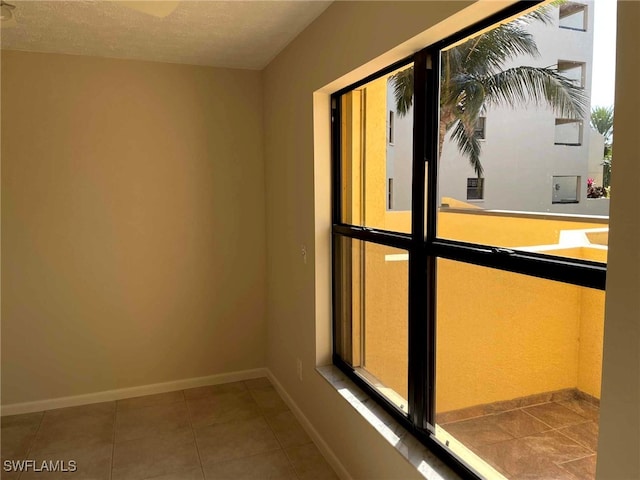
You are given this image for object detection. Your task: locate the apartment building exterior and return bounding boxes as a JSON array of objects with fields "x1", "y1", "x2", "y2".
[{"x1": 386, "y1": 1, "x2": 609, "y2": 217}]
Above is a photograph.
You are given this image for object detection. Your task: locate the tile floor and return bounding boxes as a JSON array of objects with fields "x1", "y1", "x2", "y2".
[
  {"x1": 440, "y1": 397, "x2": 599, "y2": 480},
  {"x1": 1, "y1": 378, "x2": 339, "y2": 480}
]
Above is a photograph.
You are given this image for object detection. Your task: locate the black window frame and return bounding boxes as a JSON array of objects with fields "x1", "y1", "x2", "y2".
[{"x1": 330, "y1": 2, "x2": 606, "y2": 477}]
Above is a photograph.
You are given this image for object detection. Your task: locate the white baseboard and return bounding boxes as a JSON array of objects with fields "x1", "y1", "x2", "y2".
[
  {"x1": 266, "y1": 369, "x2": 353, "y2": 480},
  {"x1": 1, "y1": 367, "x2": 268, "y2": 416}
]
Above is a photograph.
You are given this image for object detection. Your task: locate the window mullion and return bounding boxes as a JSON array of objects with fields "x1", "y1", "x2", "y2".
[
  {"x1": 424, "y1": 46, "x2": 441, "y2": 430},
  {"x1": 408, "y1": 48, "x2": 429, "y2": 430}
]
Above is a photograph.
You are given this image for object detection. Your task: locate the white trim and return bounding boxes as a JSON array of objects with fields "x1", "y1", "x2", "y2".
[
  {"x1": 316, "y1": 366, "x2": 459, "y2": 480},
  {"x1": 1, "y1": 368, "x2": 267, "y2": 416},
  {"x1": 266, "y1": 369, "x2": 354, "y2": 480}
]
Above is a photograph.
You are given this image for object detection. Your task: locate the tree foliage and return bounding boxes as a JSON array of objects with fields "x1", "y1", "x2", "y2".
[
  {"x1": 590, "y1": 105, "x2": 614, "y2": 144},
  {"x1": 391, "y1": 6, "x2": 587, "y2": 176},
  {"x1": 591, "y1": 105, "x2": 614, "y2": 188}
]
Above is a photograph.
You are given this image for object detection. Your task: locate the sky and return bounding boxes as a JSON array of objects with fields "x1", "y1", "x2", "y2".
[{"x1": 590, "y1": 0, "x2": 617, "y2": 108}]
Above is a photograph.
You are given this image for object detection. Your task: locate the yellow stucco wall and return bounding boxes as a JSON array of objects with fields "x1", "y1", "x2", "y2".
[
  {"x1": 345, "y1": 75, "x2": 606, "y2": 412},
  {"x1": 577, "y1": 287, "x2": 605, "y2": 398},
  {"x1": 439, "y1": 208, "x2": 608, "y2": 261},
  {"x1": 436, "y1": 260, "x2": 582, "y2": 412},
  {"x1": 363, "y1": 243, "x2": 409, "y2": 401}
]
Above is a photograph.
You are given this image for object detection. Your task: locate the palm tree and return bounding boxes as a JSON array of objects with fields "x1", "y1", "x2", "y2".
[
  {"x1": 590, "y1": 105, "x2": 614, "y2": 154},
  {"x1": 391, "y1": 8, "x2": 588, "y2": 176},
  {"x1": 590, "y1": 105, "x2": 614, "y2": 188}
]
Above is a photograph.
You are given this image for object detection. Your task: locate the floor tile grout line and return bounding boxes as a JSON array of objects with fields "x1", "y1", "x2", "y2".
[
  {"x1": 556, "y1": 452, "x2": 598, "y2": 466},
  {"x1": 440, "y1": 398, "x2": 564, "y2": 425},
  {"x1": 553, "y1": 422, "x2": 598, "y2": 452},
  {"x1": 281, "y1": 443, "x2": 304, "y2": 480},
  {"x1": 115, "y1": 395, "x2": 185, "y2": 413},
  {"x1": 252, "y1": 383, "x2": 304, "y2": 480},
  {"x1": 552, "y1": 399, "x2": 593, "y2": 420},
  {"x1": 501, "y1": 406, "x2": 594, "y2": 448},
  {"x1": 518, "y1": 406, "x2": 560, "y2": 431},
  {"x1": 197, "y1": 446, "x2": 287, "y2": 472},
  {"x1": 555, "y1": 400, "x2": 599, "y2": 422},
  {"x1": 187, "y1": 410, "x2": 287, "y2": 477},
  {"x1": 110, "y1": 401, "x2": 118, "y2": 480},
  {"x1": 15, "y1": 411, "x2": 46, "y2": 480},
  {"x1": 264, "y1": 413, "x2": 283, "y2": 447},
  {"x1": 438, "y1": 413, "x2": 491, "y2": 426},
  {"x1": 554, "y1": 462, "x2": 584, "y2": 480},
  {"x1": 439, "y1": 401, "x2": 553, "y2": 426},
  {"x1": 185, "y1": 389, "x2": 208, "y2": 480},
  {"x1": 261, "y1": 411, "x2": 300, "y2": 477}
]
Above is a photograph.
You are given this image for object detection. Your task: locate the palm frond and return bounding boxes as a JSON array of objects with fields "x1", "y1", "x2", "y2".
[
  {"x1": 390, "y1": 68, "x2": 414, "y2": 117},
  {"x1": 590, "y1": 105, "x2": 614, "y2": 141},
  {"x1": 450, "y1": 119, "x2": 483, "y2": 177},
  {"x1": 390, "y1": 1, "x2": 586, "y2": 174},
  {"x1": 482, "y1": 66, "x2": 588, "y2": 118},
  {"x1": 520, "y1": 4, "x2": 555, "y2": 26},
  {"x1": 445, "y1": 73, "x2": 486, "y2": 119},
  {"x1": 519, "y1": 0, "x2": 568, "y2": 25},
  {"x1": 454, "y1": 23, "x2": 539, "y2": 76}
]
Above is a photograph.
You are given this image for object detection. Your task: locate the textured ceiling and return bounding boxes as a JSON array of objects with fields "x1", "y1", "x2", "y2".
[{"x1": 0, "y1": 1, "x2": 332, "y2": 69}]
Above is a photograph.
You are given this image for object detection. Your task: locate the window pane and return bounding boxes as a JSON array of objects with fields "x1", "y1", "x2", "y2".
[
  {"x1": 555, "y1": 119, "x2": 583, "y2": 145},
  {"x1": 333, "y1": 236, "x2": 408, "y2": 411},
  {"x1": 340, "y1": 64, "x2": 414, "y2": 232},
  {"x1": 435, "y1": 259, "x2": 603, "y2": 479},
  {"x1": 474, "y1": 117, "x2": 486, "y2": 140},
  {"x1": 466, "y1": 177, "x2": 484, "y2": 201},
  {"x1": 436, "y1": 0, "x2": 613, "y2": 263},
  {"x1": 559, "y1": 2, "x2": 587, "y2": 31},
  {"x1": 558, "y1": 60, "x2": 586, "y2": 88},
  {"x1": 552, "y1": 175, "x2": 580, "y2": 203}
]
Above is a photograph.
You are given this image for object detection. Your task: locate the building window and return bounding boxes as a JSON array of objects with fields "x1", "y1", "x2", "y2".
[
  {"x1": 559, "y1": 2, "x2": 587, "y2": 31},
  {"x1": 558, "y1": 60, "x2": 586, "y2": 88},
  {"x1": 466, "y1": 177, "x2": 484, "y2": 200},
  {"x1": 331, "y1": 3, "x2": 607, "y2": 479},
  {"x1": 474, "y1": 117, "x2": 486, "y2": 140},
  {"x1": 552, "y1": 175, "x2": 580, "y2": 203},
  {"x1": 555, "y1": 118, "x2": 583, "y2": 145}
]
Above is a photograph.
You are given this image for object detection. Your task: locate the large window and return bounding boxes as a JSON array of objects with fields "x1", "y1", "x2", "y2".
[{"x1": 332, "y1": 1, "x2": 609, "y2": 478}]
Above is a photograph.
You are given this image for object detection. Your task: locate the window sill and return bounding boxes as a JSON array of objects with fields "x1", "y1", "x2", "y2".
[
  {"x1": 316, "y1": 365, "x2": 460, "y2": 480},
  {"x1": 559, "y1": 26, "x2": 587, "y2": 32}
]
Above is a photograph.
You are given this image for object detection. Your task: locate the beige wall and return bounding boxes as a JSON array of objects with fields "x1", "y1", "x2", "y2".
[
  {"x1": 1, "y1": 51, "x2": 267, "y2": 405},
  {"x1": 1, "y1": 0, "x2": 637, "y2": 478},
  {"x1": 596, "y1": 2, "x2": 640, "y2": 479},
  {"x1": 264, "y1": 1, "x2": 638, "y2": 479},
  {"x1": 263, "y1": 1, "x2": 506, "y2": 478}
]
